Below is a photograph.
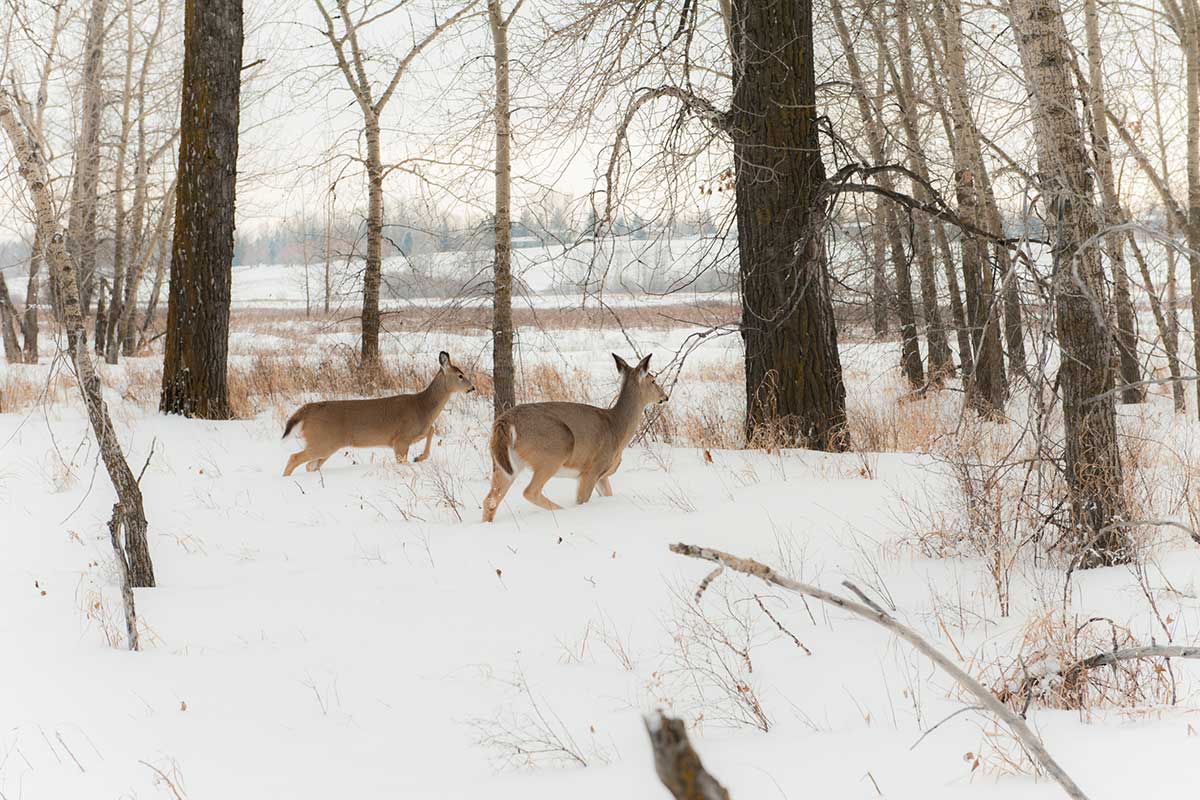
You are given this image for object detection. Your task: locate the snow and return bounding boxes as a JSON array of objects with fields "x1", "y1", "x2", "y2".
[{"x1": 4, "y1": 314, "x2": 1200, "y2": 799}]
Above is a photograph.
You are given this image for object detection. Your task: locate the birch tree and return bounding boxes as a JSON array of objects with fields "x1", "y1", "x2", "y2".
[{"x1": 487, "y1": 0, "x2": 521, "y2": 417}]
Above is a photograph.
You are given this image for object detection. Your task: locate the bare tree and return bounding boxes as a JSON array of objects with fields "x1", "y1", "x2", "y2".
[
  {"x1": 1082, "y1": 0, "x2": 1143, "y2": 403},
  {"x1": 160, "y1": 0, "x2": 243, "y2": 418},
  {"x1": 314, "y1": 0, "x2": 479, "y2": 371},
  {"x1": 488, "y1": 0, "x2": 521, "y2": 417},
  {"x1": 2, "y1": 89, "x2": 156, "y2": 600},
  {"x1": 66, "y1": 0, "x2": 108, "y2": 319},
  {"x1": 1007, "y1": 0, "x2": 1130, "y2": 566}
]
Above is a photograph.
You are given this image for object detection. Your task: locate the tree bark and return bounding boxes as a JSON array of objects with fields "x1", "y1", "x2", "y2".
[
  {"x1": 160, "y1": 0, "x2": 242, "y2": 418},
  {"x1": 66, "y1": 0, "x2": 109, "y2": 318},
  {"x1": 732, "y1": 0, "x2": 848, "y2": 450},
  {"x1": 1008, "y1": 0, "x2": 1130, "y2": 567},
  {"x1": 2, "y1": 91, "x2": 156, "y2": 593},
  {"x1": 489, "y1": 0, "x2": 516, "y2": 417},
  {"x1": 644, "y1": 713, "x2": 731, "y2": 800}
]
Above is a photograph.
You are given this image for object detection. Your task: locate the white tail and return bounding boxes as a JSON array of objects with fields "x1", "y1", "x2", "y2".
[{"x1": 482, "y1": 353, "x2": 668, "y2": 522}]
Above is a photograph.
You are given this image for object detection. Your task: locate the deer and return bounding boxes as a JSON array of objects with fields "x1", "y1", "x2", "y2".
[
  {"x1": 282, "y1": 351, "x2": 476, "y2": 476},
  {"x1": 481, "y1": 353, "x2": 669, "y2": 522}
]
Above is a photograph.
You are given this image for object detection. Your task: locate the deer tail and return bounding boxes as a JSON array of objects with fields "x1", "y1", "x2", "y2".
[
  {"x1": 282, "y1": 405, "x2": 309, "y2": 439},
  {"x1": 491, "y1": 415, "x2": 515, "y2": 476}
]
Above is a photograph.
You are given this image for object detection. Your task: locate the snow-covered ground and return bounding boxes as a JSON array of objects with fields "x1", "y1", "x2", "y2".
[{"x1": 4, "y1": 294, "x2": 1200, "y2": 799}]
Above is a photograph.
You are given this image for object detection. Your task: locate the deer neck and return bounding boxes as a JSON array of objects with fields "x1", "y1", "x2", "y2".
[
  {"x1": 607, "y1": 377, "x2": 646, "y2": 446},
  {"x1": 415, "y1": 371, "x2": 453, "y2": 424}
]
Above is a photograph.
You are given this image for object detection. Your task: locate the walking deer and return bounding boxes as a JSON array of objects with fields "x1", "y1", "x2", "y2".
[
  {"x1": 282, "y1": 351, "x2": 476, "y2": 476},
  {"x1": 481, "y1": 353, "x2": 668, "y2": 522}
]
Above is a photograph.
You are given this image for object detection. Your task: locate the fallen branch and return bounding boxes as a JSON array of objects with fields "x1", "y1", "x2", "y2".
[
  {"x1": 644, "y1": 712, "x2": 731, "y2": 800},
  {"x1": 669, "y1": 543, "x2": 1090, "y2": 800},
  {"x1": 1061, "y1": 645, "x2": 1200, "y2": 689}
]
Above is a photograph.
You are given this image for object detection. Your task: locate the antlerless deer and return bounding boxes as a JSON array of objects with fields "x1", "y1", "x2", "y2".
[
  {"x1": 282, "y1": 351, "x2": 476, "y2": 476},
  {"x1": 482, "y1": 354, "x2": 668, "y2": 522}
]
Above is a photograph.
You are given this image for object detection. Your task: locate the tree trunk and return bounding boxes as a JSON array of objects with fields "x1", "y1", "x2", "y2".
[
  {"x1": 1129, "y1": 233, "x2": 1184, "y2": 410},
  {"x1": 362, "y1": 119, "x2": 383, "y2": 371},
  {"x1": 0, "y1": 274, "x2": 22, "y2": 362},
  {"x1": 830, "y1": 0, "x2": 924, "y2": 390},
  {"x1": 94, "y1": 277, "x2": 108, "y2": 355},
  {"x1": 871, "y1": 206, "x2": 890, "y2": 336},
  {"x1": 1186, "y1": 3, "x2": 1200, "y2": 419},
  {"x1": 1083, "y1": 0, "x2": 1142, "y2": 403},
  {"x1": 160, "y1": 0, "x2": 242, "y2": 418},
  {"x1": 66, "y1": 0, "x2": 109, "y2": 318},
  {"x1": 22, "y1": 231, "x2": 40, "y2": 363},
  {"x1": 2, "y1": 91, "x2": 156, "y2": 595},
  {"x1": 934, "y1": 223, "x2": 974, "y2": 377},
  {"x1": 731, "y1": 0, "x2": 848, "y2": 450},
  {"x1": 1008, "y1": 0, "x2": 1130, "y2": 567},
  {"x1": 140, "y1": 229, "x2": 170, "y2": 349},
  {"x1": 489, "y1": 0, "x2": 516, "y2": 418},
  {"x1": 941, "y1": 0, "x2": 1006, "y2": 415}
]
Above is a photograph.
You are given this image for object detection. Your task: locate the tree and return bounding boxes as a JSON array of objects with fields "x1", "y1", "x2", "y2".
[
  {"x1": 732, "y1": 0, "x2": 848, "y2": 449},
  {"x1": 314, "y1": 0, "x2": 478, "y2": 371},
  {"x1": 2, "y1": 89, "x2": 156, "y2": 608},
  {"x1": 1007, "y1": 0, "x2": 1130, "y2": 566},
  {"x1": 488, "y1": 0, "x2": 521, "y2": 417},
  {"x1": 160, "y1": 0, "x2": 243, "y2": 418},
  {"x1": 66, "y1": 0, "x2": 109, "y2": 319}
]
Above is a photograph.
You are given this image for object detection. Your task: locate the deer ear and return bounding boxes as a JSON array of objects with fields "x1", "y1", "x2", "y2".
[
  {"x1": 636, "y1": 354, "x2": 652, "y2": 375},
  {"x1": 438, "y1": 351, "x2": 451, "y2": 368},
  {"x1": 612, "y1": 353, "x2": 630, "y2": 374}
]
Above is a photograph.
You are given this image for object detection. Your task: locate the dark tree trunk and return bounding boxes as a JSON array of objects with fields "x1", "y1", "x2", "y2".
[
  {"x1": 94, "y1": 277, "x2": 108, "y2": 356},
  {"x1": 160, "y1": 0, "x2": 242, "y2": 418},
  {"x1": 870, "y1": 209, "x2": 890, "y2": 336},
  {"x1": 731, "y1": 0, "x2": 848, "y2": 450}
]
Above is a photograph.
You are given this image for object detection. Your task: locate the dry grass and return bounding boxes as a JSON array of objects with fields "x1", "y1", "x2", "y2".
[
  {"x1": 986, "y1": 610, "x2": 1175, "y2": 714},
  {"x1": 0, "y1": 366, "x2": 74, "y2": 413}
]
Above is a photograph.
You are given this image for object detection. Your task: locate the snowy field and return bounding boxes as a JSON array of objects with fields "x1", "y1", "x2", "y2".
[{"x1": 4, "y1": 258, "x2": 1200, "y2": 799}]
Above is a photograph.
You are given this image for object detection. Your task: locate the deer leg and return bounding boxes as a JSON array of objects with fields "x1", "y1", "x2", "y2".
[
  {"x1": 283, "y1": 449, "x2": 313, "y2": 477},
  {"x1": 413, "y1": 426, "x2": 435, "y2": 463},
  {"x1": 576, "y1": 472, "x2": 601, "y2": 505},
  {"x1": 523, "y1": 464, "x2": 564, "y2": 511},
  {"x1": 597, "y1": 476, "x2": 614, "y2": 497},
  {"x1": 482, "y1": 465, "x2": 515, "y2": 523},
  {"x1": 392, "y1": 437, "x2": 410, "y2": 464},
  {"x1": 305, "y1": 458, "x2": 326, "y2": 473}
]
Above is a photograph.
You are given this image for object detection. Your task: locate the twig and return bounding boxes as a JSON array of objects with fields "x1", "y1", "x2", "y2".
[
  {"x1": 753, "y1": 594, "x2": 812, "y2": 655},
  {"x1": 670, "y1": 543, "x2": 1091, "y2": 800}
]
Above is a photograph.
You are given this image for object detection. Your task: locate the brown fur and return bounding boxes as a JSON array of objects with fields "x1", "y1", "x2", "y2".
[
  {"x1": 482, "y1": 354, "x2": 668, "y2": 522},
  {"x1": 282, "y1": 352, "x2": 475, "y2": 476}
]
